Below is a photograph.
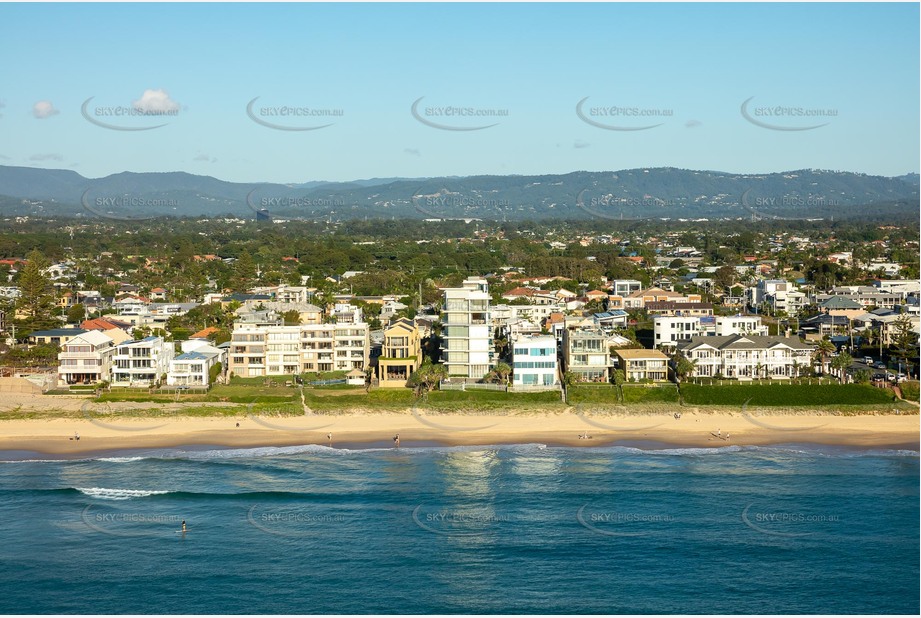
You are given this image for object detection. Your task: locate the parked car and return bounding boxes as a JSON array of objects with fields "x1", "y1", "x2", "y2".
[
  {"x1": 864, "y1": 357, "x2": 874, "y2": 365},
  {"x1": 874, "y1": 362, "x2": 887, "y2": 370},
  {"x1": 872, "y1": 373, "x2": 887, "y2": 381}
]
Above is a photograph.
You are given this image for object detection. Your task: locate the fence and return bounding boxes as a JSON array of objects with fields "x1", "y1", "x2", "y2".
[
  {"x1": 685, "y1": 377, "x2": 839, "y2": 386},
  {"x1": 439, "y1": 381, "x2": 507, "y2": 392}
]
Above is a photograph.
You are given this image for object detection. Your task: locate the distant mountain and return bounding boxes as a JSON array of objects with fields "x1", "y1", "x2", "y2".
[{"x1": 0, "y1": 165, "x2": 917, "y2": 222}]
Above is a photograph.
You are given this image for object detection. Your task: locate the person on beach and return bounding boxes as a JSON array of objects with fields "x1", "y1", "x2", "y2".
[
  {"x1": 327, "y1": 432, "x2": 332, "y2": 444},
  {"x1": 717, "y1": 428, "x2": 721, "y2": 437},
  {"x1": 393, "y1": 434, "x2": 400, "y2": 447},
  {"x1": 74, "y1": 432, "x2": 79, "y2": 441}
]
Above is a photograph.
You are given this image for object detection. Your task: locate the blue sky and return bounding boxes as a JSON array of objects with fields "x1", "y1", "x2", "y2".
[{"x1": 0, "y1": 2, "x2": 918, "y2": 183}]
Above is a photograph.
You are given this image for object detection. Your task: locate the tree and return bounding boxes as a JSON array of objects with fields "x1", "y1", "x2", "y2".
[
  {"x1": 813, "y1": 339, "x2": 836, "y2": 375},
  {"x1": 485, "y1": 361, "x2": 512, "y2": 385},
  {"x1": 281, "y1": 309, "x2": 301, "y2": 326},
  {"x1": 889, "y1": 315, "x2": 919, "y2": 378},
  {"x1": 407, "y1": 360, "x2": 448, "y2": 399},
  {"x1": 15, "y1": 250, "x2": 58, "y2": 333},
  {"x1": 66, "y1": 303, "x2": 86, "y2": 324},
  {"x1": 673, "y1": 352, "x2": 697, "y2": 383},
  {"x1": 562, "y1": 370, "x2": 580, "y2": 388},
  {"x1": 830, "y1": 352, "x2": 853, "y2": 384},
  {"x1": 713, "y1": 265, "x2": 737, "y2": 291}
]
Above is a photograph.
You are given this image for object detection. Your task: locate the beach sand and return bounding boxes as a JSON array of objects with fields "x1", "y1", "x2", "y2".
[{"x1": 0, "y1": 391, "x2": 917, "y2": 455}]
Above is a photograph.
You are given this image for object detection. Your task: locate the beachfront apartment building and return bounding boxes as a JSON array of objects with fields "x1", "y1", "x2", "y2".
[
  {"x1": 676, "y1": 334, "x2": 815, "y2": 379},
  {"x1": 228, "y1": 320, "x2": 370, "y2": 378},
  {"x1": 613, "y1": 348, "x2": 670, "y2": 382},
  {"x1": 166, "y1": 340, "x2": 226, "y2": 387},
  {"x1": 511, "y1": 334, "x2": 558, "y2": 387},
  {"x1": 110, "y1": 336, "x2": 175, "y2": 387},
  {"x1": 57, "y1": 330, "x2": 116, "y2": 386},
  {"x1": 441, "y1": 277, "x2": 494, "y2": 379},
  {"x1": 562, "y1": 326, "x2": 612, "y2": 382},
  {"x1": 377, "y1": 318, "x2": 422, "y2": 388}
]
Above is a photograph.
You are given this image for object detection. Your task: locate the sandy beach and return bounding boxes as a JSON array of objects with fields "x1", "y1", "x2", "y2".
[{"x1": 0, "y1": 392, "x2": 917, "y2": 455}]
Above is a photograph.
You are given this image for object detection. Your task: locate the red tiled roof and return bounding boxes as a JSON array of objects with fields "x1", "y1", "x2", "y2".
[{"x1": 190, "y1": 326, "x2": 219, "y2": 339}]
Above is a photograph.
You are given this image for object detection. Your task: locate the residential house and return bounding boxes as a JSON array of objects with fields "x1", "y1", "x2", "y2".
[
  {"x1": 646, "y1": 302, "x2": 714, "y2": 317},
  {"x1": 562, "y1": 326, "x2": 612, "y2": 382},
  {"x1": 110, "y1": 336, "x2": 175, "y2": 387},
  {"x1": 677, "y1": 335, "x2": 815, "y2": 379},
  {"x1": 167, "y1": 340, "x2": 226, "y2": 387},
  {"x1": 511, "y1": 334, "x2": 558, "y2": 387},
  {"x1": 57, "y1": 330, "x2": 116, "y2": 386},
  {"x1": 613, "y1": 348, "x2": 670, "y2": 382},
  {"x1": 592, "y1": 310, "x2": 629, "y2": 329},
  {"x1": 30, "y1": 328, "x2": 88, "y2": 347},
  {"x1": 377, "y1": 318, "x2": 422, "y2": 388}
]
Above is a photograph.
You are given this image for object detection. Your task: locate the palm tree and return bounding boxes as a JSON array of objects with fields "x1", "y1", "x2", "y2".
[
  {"x1": 672, "y1": 352, "x2": 697, "y2": 384},
  {"x1": 813, "y1": 339, "x2": 836, "y2": 376},
  {"x1": 830, "y1": 352, "x2": 854, "y2": 384}
]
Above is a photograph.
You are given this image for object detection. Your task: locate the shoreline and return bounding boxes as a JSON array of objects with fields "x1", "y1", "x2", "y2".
[{"x1": 1, "y1": 408, "x2": 918, "y2": 457}]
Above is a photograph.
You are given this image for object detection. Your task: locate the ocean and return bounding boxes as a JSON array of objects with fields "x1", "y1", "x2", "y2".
[{"x1": 0, "y1": 442, "x2": 917, "y2": 614}]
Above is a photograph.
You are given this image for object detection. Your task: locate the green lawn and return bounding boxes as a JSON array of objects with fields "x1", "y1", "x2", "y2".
[
  {"x1": 900, "y1": 381, "x2": 919, "y2": 402},
  {"x1": 568, "y1": 384, "x2": 679, "y2": 405},
  {"x1": 679, "y1": 383, "x2": 897, "y2": 406}
]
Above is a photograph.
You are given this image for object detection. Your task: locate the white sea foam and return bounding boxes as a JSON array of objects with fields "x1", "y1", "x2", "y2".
[
  {"x1": 76, "y1": 487, "x2": 170, "y2": 500},
  {"x1": 96, "y1": 456, "x2": 148, "y2": 463}
]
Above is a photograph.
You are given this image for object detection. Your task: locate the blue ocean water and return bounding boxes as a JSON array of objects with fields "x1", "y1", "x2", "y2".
[{"x1": 0, "y1": 443, "x2": 917, "y2": 614}]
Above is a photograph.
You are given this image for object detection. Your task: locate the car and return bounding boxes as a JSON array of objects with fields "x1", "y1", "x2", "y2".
[
  {"x1": 872, "y1": 373, "x2": 886, "y2": 381},
  {"x1": 864, "y1": 357, "x2": 874, "y2": 365},
  {"x1": 886, "y1": 372, "x2": 897, "y2": 381},
  {"x1": 874, "y1": 362, "x2": 887, "y2": 370}
]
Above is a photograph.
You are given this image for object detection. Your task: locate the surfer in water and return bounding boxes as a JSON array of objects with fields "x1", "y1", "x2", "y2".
[{"x1": 181, "y1": 520, "x2": 187, "y2": 533}]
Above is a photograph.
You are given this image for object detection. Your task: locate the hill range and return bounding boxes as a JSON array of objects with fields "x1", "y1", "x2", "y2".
[{"x1": 0, "y1": 165, "x2": 917, "y2": 222}]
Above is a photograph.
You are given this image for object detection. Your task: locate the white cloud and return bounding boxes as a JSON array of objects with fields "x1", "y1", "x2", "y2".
[
  {"x1": 193, "y1": 153, "x2": 217, "y2": 163},
  {"x1": 133, "y1": 89, "x2": 180, "y2": 114},
  {"x1": 33, "y1": 100, "x2": 59, "y2": 119},
  {"x1": 29, "y1": 153, "x2": 64, "y2": 162}
]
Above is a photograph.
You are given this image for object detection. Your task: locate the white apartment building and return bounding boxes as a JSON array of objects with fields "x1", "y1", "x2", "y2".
[
  {"x1": 677, "y1": 335, "x2": 815, "y2": 379},
  {"x1": 749, "y1": 280, "x2": 807, "y2": 315},
  {"x1": 111, "y1": 336, "x2": 175, "y2": 387},
  {"x1": 57, "y1": 330, "x2": 116, "y2": 386},
  {"x1": 441, "y1": 277, "x2": 494, "y2": 379},
  {"x1": 229, "y1": 320, "x2": 369, "y2": 378},
  {"x1": 491, "y1": 303, "x2": 560, "y2": 326},
  {"x1": 610, "y1": 279, "x2": 643, "y2": 296},
  {"x1": 714, "y1": 315, "x2": 769, "y2": 337},
  {"x1": 167, "y1": 340, "x2": 226, "y2": 387},
  {"x1": 511, "y1": 334, "x2": 558, "y2": 387},
  {"x1": 653, "y1": 315, "x2": 702, "y2": 349}
]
